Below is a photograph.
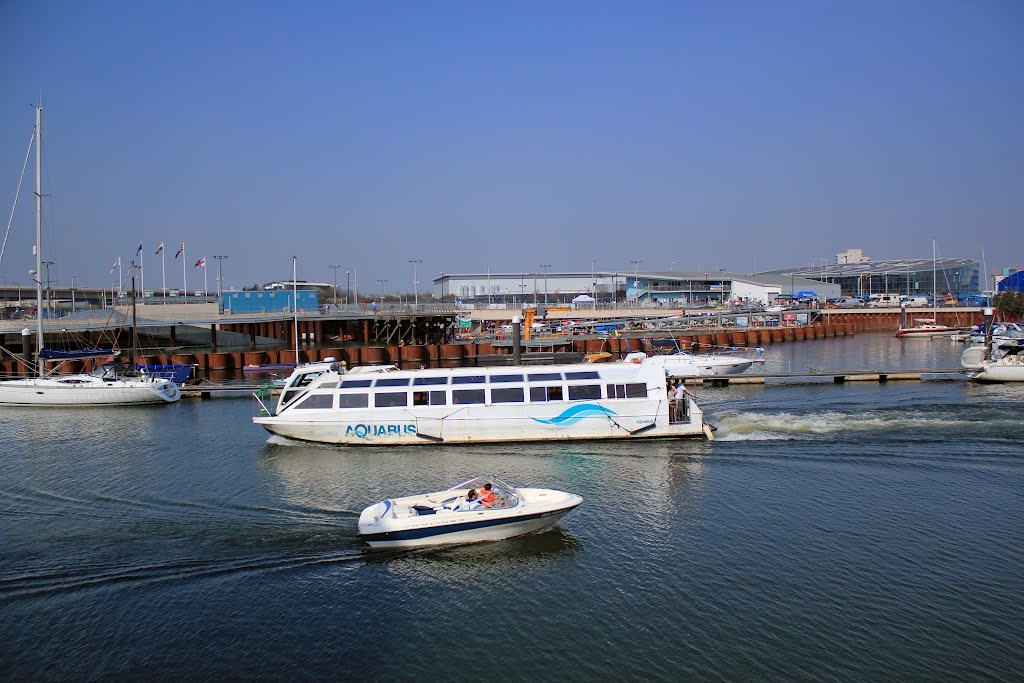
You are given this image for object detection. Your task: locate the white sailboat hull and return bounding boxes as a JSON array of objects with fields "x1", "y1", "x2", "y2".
[{"x1": 0, "y1": 376, "x2": 180, "y2": 405}]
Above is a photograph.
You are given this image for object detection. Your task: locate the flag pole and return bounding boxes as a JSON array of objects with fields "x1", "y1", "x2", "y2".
[
  {"x1": 139, "y1": 248, "x2": 145, "y2": 300},
  {"x1": 183, "y1": 244, "x2": 187, "y2": 298},
  {"x1": 161, "y1": 246, "x2": 166, "y2": 303},
  {"x1": 203, "y1": 260, "x2": 208, "y2": 297}
]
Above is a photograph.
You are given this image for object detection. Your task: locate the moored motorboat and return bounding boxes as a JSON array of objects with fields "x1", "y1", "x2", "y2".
[
  {"x1": 962, "y1": 344, "x2": 1024, "y2": 382},
  {"x1": 620, "y1": 349, "x2": 762, "y2": 377},
  {"x1": 357, "y1": 476, "x2": 582, "y2": 548}
]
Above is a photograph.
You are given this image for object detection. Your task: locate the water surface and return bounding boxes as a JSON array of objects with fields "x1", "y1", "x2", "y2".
[{"x1": 1, "y1": 334, "x2": 1021, "y2": 680}]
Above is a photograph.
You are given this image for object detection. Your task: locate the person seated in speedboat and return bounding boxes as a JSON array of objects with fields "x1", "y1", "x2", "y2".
[
  {"x1": 436, "y1": 489, "x2": 482, "y2": 513},
  {"x1": 454, "y1": 489, "x2": 483, "y2": 511},
  {"x1": 478, "y1": 483, "x2": 498, "y2": 508}
]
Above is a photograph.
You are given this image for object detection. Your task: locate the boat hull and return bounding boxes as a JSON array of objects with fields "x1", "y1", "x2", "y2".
[
  {"x1": 967, "y1": 365, "x2": 1024, "y2": 382},
  {"x1": 358, "y1": 489, "x2": 582, "y2": 548},
  {"x1": 255, "y1": 408, "x2": 706, "y2": 445},
  {"x1": 0, "y1": 377, "x2": 180, "y2": 405}
]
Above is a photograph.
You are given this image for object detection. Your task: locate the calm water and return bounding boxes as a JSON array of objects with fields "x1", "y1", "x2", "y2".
[{"x1": 2, "y1": 334, "x2": 1022, "y2": 681}]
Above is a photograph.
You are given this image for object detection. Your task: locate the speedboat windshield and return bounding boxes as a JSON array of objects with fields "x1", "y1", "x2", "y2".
[{"x1": 446, "y1": 476, "x2": 518, "y2": 506}]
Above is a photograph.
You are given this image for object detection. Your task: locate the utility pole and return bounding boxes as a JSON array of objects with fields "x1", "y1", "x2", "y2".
[
  {"x1": 540, "y1": 264, "x2": 551, "y2": 306},
  {"x1": 408, "y1": 259, "x2": 422, "y2": 308},
  {"x1": 212, "y1": 255, "x2": 229, "y2": 297},
  {"x1": 42, "y1": 260, "x2": 54, "y2": 317},
  {"x1": 329, "y1": 264, "x2": 342, "y2": 306},
  {"x1": 629, "y1": 259, "x2": 642, "y2": 303}
]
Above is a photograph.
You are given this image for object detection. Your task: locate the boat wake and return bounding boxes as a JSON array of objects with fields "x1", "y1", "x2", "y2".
[
  {"x1": 713, "y1": 407, "x2": 1023, "y2": 442},
  {"x1": 0, "y1": 489, "x2": 364, "y2": 604}
]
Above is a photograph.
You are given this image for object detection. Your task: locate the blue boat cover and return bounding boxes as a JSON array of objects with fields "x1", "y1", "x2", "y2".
[{"x1": 40, "y1": 348, "x2": 115, "y2": 360}]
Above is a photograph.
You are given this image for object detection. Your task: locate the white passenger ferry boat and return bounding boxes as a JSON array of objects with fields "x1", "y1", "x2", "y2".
[{"x1": 253, "y1": 360, "x2": 713, "y2": 445}]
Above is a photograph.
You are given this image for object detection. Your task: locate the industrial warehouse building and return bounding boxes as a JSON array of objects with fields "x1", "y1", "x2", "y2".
[{"x1": 433, "y1": 249, "x2": 982, "y2": 307}]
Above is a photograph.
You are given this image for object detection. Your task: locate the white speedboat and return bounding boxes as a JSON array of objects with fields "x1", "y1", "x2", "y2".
[
  {"x1": 620, "y1": 349, "x2": 761, "y2": 377},
  {"x1": 357, "y1": 476, "x2": 582, "y2": 548},
  {"x1": 961, "y1": 344, "x2": 1024, "y2": 382}
]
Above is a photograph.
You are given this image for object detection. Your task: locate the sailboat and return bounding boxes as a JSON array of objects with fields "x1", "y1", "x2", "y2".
[
  {"x1": 895, "y1": 238, "x2": 966, "y2": 339},
  {"x1": 0, "y1": 105, "x2": 180, "y2": 406}
]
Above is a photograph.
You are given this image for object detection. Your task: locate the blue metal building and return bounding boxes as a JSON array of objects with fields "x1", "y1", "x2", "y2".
[
  {"x1": 997, "y1": 270, "x2": 1023, "y2": 293},
  {"x1": 222, "y1": 290, "x2": 318, "y2": 315}
]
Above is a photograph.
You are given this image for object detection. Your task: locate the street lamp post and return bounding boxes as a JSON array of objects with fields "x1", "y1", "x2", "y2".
[
  {"x1": 42, "y1": 260, "x2": 54, "y2": 316},
  {"x1": 720, "y1": 268, "x2": 727, "y2": 304},
  {"x1": 408, "y1": 259, "x2": 422, "y2": 308},
  {"x1": 345, "y1": 270, "x2": 350, "y2": 305},
  {"x1": 212, "y1": 255, "x2": 229, "y2": 298},
  {"x1": 376, "y1": 279, "x2": 388, "y2": 305},
  {"x1": 591, "y1": 258, "x2": 597, "y2": 297},
  {"x1": 71, "y1": 274, "x2": 78, "y2": 312},
  {"x1": 540, "y1": 264, "x2": 551, "y2": 306},
  {"x1": 486, "y1": 265, "x2": 491, "y2": 305},
  {"x1": 628, "y1": 259, "x2": 642, "y2": 304},
  {"x1": 328, "y1": 264, "x2": 341, "y2": 306}
]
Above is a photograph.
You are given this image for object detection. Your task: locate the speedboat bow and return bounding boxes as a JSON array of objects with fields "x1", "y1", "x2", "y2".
[{"x1": 357, "y1": 476, "x2": 582, "y2": 549}]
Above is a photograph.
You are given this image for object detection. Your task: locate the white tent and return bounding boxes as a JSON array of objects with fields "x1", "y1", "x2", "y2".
[{"x1": 571, "y1": 293, "x2": 596, "y2": 309}]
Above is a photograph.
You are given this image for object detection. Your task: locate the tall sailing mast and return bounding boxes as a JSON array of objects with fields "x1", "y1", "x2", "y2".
[{"x1": 34, "y1": 104, "x2": 44, "y2": 378}]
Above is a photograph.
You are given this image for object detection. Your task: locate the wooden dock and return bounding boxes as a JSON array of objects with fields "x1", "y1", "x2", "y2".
[{"x1": 686, "y1": 368, "x2": 965, "y2": 386}]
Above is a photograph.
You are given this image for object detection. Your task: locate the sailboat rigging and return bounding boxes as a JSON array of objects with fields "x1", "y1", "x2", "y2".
[
  {"x1": 895, "y1": 238, "x2": 966, "y2": 339},
  {"x1": 0, "y1": 104, "x2": 180, "y2": 405}
]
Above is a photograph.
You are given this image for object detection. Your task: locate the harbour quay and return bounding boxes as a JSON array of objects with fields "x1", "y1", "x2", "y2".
[{"x1": 0, "y1": 299, "x2": 991, "y2": 380}]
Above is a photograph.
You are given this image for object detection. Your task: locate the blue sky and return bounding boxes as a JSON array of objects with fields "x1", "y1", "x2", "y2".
[{"x1": 1, "y1": 0, "x2": 1021, "y2": 294}]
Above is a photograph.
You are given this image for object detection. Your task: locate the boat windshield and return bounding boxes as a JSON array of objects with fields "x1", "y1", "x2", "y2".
[{"x1": 446, "y1": 476, "x2": 518, "y2": 508}]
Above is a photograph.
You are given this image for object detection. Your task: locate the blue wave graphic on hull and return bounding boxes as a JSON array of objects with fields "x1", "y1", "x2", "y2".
[{"x1": 532, "y1": 404, "x2": 617, "y2": 426}]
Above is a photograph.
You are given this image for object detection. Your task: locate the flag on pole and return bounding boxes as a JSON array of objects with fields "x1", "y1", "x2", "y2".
[
  {"x1": 194, "y1": 257, "x2": 206, "y2": 268},
  {"x1": 155, "y1": 242, "x2": 164, "y2": 254},
  {"x1": 174, "y1": 243, "x2": 184, "y2": 259},
  {"x1": 136, "y1": 244, "x2": 143, "y2": 256},
  {"x1": 110, "y1": 256, "x2": 121, "y2": 273}
]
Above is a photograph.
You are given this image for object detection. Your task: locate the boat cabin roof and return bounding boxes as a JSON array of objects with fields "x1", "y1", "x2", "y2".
[{"x1": 290, "y1": 360, "x2": 668, "y2": 385}]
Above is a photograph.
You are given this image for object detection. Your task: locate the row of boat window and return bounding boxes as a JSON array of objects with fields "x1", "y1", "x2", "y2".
[
  {"x1": 289, "y1": 381, "x2": 650, "y2": 410},
  {"x1": 332, "y1": 370, "x2": 602, "y2": 389}
]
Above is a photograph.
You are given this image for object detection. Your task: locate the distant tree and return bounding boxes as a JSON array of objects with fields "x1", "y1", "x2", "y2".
[{"x1": 994, "y1": 291, "x2": 1024, "y2": 320}]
